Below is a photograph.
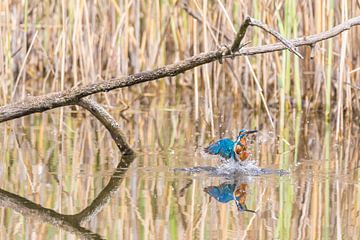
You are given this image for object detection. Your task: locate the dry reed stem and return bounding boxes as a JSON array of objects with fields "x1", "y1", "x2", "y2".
[
  {"x1": 180, "y1": 1, "x2": 232, "y2": 42},
  {"x1": 245, "y1": 57, "x2": 275, "y2": 129}
]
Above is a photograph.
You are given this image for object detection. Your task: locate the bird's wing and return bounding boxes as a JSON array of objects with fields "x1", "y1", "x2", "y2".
[
  {"x1": 204, "y1": 138, "x2": 234, "y2": 159},
  {"x1": 204, "y1": 183, "x2": 237, "y2": 203}
]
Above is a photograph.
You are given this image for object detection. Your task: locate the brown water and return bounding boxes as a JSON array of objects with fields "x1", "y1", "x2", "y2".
[{"x1": 0, "y1": 104, "x2": 359, "y2": 240}]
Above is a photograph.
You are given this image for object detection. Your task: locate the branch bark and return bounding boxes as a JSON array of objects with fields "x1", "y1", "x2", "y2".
[
  {"x1": 230, "y1": 16, "x2": 251, "y2": 53},
  {"x1": 1, "y1": 16, "x2": 359, "y2": 123}
]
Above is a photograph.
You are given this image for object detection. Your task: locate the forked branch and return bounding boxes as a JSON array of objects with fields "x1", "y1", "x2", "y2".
[{"x1": 0, "y1": 16, "x2": 359, "y2": 123}]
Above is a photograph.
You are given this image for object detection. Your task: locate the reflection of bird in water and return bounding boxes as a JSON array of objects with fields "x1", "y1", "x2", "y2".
[
  {"x1": 204, "y1": 129, "x2": 257, "y2": 162},
  {"x1": 204, "y1": 182, "x2": 255, "y2": 213}
]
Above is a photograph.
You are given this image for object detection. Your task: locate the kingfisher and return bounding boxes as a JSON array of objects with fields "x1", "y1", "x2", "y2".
[
  {"x1": 204, "y1": 182, "x2": 256, "y2": 213},
  {"x1": 204, "y1": 129, "x2": 257, "y2": 161}
]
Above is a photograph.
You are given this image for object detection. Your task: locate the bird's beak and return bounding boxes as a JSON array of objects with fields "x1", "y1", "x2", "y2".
[
  {"x1": 244, "y1": 130, "x2": 258, "y2": 135},
  {"x1": 235, "y1": 201, "x2": 257, "y2": 213}
]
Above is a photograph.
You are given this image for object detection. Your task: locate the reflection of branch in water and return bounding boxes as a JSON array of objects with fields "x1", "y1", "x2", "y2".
[
  {"x1": 179, "y1": 179, "x2": 194, "y2": 197},
  {"x1": 174, "y1": 179, "x2": 194, "y2": 229},
  {"x1": 0, "y1": 92, "x2": 135, "y2": 238},
  {"x1": 0, "y1": 188, "x2": 103, "y2": 240},
  {"x1": 0, "y1": 154, "x2": 135, "y2": 239},
  {"x1": 73, "y1": 153, "x2": 135, "y2": 225}
]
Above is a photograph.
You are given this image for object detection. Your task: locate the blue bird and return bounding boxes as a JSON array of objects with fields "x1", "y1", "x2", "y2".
[
  {"x1": 204, "y1": 129, "x2": 257, "y2": 161},
  {"x1": 204, "y1": 182, "x2": 256, "y2": 213}
]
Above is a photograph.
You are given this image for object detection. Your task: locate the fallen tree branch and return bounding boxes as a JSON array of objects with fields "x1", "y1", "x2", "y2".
[
  {"x1": 0, "y1": 49, "x2": 224, "y2": 123},
  {"x1": 1, "y1": 16, "x2": 359, "y2": 123}
]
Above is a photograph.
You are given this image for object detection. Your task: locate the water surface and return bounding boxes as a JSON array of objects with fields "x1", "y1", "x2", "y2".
[{"x1": 0, "y1": 105, "x2": 359, "y2": 239}]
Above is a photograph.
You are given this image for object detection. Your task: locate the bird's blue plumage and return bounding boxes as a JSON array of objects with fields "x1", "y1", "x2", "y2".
[
  {"x1": 204, "y1": 182, "x2": 254, "y2": 212},
  {"x1": 204, "y1": 129, "x2": 257, "y2": 161},
  {"x1": 204, "y1": 183, "x2": 238, "y2": 203},
  {"x1": 204, "y1": 138, "x2": 235, "y2": 159}
]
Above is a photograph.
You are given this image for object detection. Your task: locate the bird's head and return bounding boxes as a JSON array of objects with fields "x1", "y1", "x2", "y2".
[{"x1": 236, "y1": 129, "x2": 258, "y2": 141}]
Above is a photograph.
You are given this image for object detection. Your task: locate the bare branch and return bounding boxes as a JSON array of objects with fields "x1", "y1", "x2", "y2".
[
  {"x1": 1, "y1": 16, "x2": 359, "y2": 123},
  {"x1": 230, "y1": 16, "x2": 360, "y2": 57},
  {"x1": 74, "y1": 99, "x2": 135, "y2": 223}
]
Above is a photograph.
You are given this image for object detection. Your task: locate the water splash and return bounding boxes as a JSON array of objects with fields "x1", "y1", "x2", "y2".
[
  {"x1": 255, "y1": 131, "x2": 277, "y2": 145},
  {"x1": 174, "y1": 160, "x2": 289, "y2": 177},
  {"x1": 184, "y1": 131, "x2": 287, "y2": 177}
]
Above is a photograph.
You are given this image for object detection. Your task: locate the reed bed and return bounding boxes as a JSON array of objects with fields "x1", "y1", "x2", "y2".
[{"x1": 0, "y1": 1, "x2": 359, "y2": 127}]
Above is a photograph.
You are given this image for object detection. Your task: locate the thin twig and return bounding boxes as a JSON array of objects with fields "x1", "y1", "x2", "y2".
[
  {"x1": 180, "y1": 1, "x2": 232, "y2": 42},
  {"x1": 248, "y1": 17, "x2": 303, "y2": 59},
  {"x1": 345, "y1": 82, "x2": 360, "y2": 90}
]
